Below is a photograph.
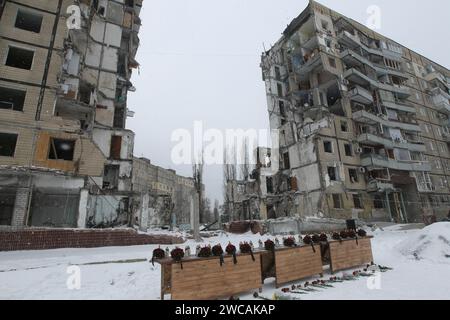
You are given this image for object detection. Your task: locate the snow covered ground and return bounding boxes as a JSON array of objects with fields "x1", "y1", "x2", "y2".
[{"x1": 0, "y1": 223, "x2": 449, "y2": 300}]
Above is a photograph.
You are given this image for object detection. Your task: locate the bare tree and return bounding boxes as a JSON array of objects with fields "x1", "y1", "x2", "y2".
[
  {"x1": 223, "y1": 145, "x2": 237, "y2": 222},
  {"x1": 192, "y1": 150, "x2": 204, "y2": 240}
]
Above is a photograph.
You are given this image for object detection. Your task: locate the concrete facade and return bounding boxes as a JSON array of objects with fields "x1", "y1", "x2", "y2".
[
  {"x1": 0, "y1": 0, "x2": 143, "y2": 229},
  {"x1": 132, "y1": 157, "x2": 199, "y2": 230},
  {"x1": 228, "y1": 1, "x2": 450, "y2": 224}
]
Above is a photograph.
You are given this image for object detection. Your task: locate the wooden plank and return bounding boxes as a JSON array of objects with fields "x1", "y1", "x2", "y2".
[
  {"x1": 170, "y1": 253, "x2": 262, "y2": 300},
  {"x1": 274, "y1": 245, "x2": 323, "y2": 287},
  {"x1": 329, "y1": 237, "x2": 374, "y2": 273}
]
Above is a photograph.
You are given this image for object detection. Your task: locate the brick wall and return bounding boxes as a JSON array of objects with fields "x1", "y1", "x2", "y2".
[{"x1": 0, "y1": 228, "x2": 185, "y2": 251}]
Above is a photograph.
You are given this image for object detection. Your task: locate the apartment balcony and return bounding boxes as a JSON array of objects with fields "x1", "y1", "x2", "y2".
[
  {"x1": 357, "y1": 133, "x2": 426, "y2": 152},
  {"x1": 337, "y1": 31, "x2": 382, "y2": 57},
  {"x1": 361, "y1": 154, "x2": 431, "y2": 172},
  {"x1": 340, "y1": 49, "x2": 374, "y2": 70},
  {"x1": 425, "y1": 71, "x2": 449, "y2": 88},
  {"x1": 343, "y1": 68, "x2": 374, "y2": 86},
  {"x1": 352, "y1": 110, "x2": 421, "y2": 132},
  {"x1": 382, "y1": 83, "x2": 411, "y2": 98},
  {"x1": 367, "y1": 179, "x2": 395, "y2": 193},
  {"x1": 430, "y1": 87, "x2": 450, "y2": 114},
  {"x1": 381, "y1": 99, "x2": 416, "y2": 114},
  {"x1": 349, "y1": 85, "x2": 373, "y2": 105},
  {"x1": 337, "y1": 31, "x2": 361, "y2": 49},
  {"x1": 293, "y1": 51, "x2": 322, "y2": 75}
]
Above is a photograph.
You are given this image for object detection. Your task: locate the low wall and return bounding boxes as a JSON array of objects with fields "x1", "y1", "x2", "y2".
[{"x1": 0, "y1": 228, "x2": 185, "y2": 252}]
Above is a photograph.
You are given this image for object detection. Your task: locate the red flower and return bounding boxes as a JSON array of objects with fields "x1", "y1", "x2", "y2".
[
  {"x1": 303, "y1": 235, "x2": 312, "y2": 244},
  {"x1": 152, "y1": 248, "x2": 165, "y2": 259},
  {"x1": 170, "y1": 248, "x2": 184, "y2": 262},
  {"x1": 332, "y1": 232, "x2": 341, "y2": 241},
  {"x1": 283, "y1": 237, "x2": 296, "y2": 247},
  {"x1": 264, "y1": 239, "x2": 275, "y2": 251},
  {"x1": 226, "y1": 243, "x2": 236, "y2": 255},
  {"x1": 198, "y1": 246, "x2": 212, "y2": 258},
  {"x1": 240, "y1": 242, "x2": 252, "y2": 254},
  {"x1": 212, "y1": 244, "x2": 224, "y2": 257},
  {"x1": 319, "y1": 233, "x2": 328, "y2": 242}
]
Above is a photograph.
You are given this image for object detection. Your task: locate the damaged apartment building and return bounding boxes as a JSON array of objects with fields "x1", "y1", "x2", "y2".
[
  {"x1": 0, "y1": 0, "x2": 143, "y2": 229},
  {"x1": 242, "y1": 0, "x2": 450, "y2": 223},
  {"x1": 132, "y1": 157, "x2": 200, "y2": 230}
]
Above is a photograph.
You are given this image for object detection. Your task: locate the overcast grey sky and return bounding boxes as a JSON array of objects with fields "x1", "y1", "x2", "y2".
[{"x1": 128, "y1": 0, "x2": 450, "y2": 204}]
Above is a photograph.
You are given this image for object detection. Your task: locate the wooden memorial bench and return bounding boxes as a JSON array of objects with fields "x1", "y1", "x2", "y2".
[
  {"x1": 155, "y1": 251, "x2": 264, "y2": 300},
  {"x1": 261, "y1": 243, "x2": 323, "y2": 288},
  {"x1": 328, "y1": 236, "x2": 374, "y2": 273}
]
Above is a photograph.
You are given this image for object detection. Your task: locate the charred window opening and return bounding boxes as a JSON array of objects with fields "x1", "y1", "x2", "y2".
[
  {"x1": 353, "y1": 194, "x2": 363, "y2": 209},
  {"x1": 349, "y1": 168, "x2": 359, "y2": 183},
  {"x1": 0, "y1": 132, "x2": 18, "y2": 157},
  {"x1": 103, "y1": 165, "x2": 120, "y2": 190},
  {"x1": 6, "y1": 46, "x2": 34, "y2": 70},
  {"x1": 327, "y1": 166, "x2": 337, "y2": 181},
  {"x1": 340, "y1": 120, "x2": 348, "y2": 132},
  {"x1": 15, "y1": 9, "x2": 43, "y2": 33},
  {"x1": 125, "y1": 0, "x2": 134, "y2": 7},
  {"x1": 110, "y1": 135, "x2": 122, "y2": 160},
  {"x1": 277, "y1": 83, "x2": 283, "y2": 97},
  {"x1": 332, "y1": 194, "x2": 342, "y2": 209},
  {"x1": 48, "y1": 138, "x2": 75, "y2": 161},
  {"x1": 266, "y1": 177, "x2": 274, "y2": 194},
  {"x1": 79, "y1": 83, "x2": 93, "y2": 105},
  {"x1": 0, "y1": 86, "x2": 26, "y2": 111},
  {"x1": 282, "y1": 152, "x2": 290, "y2": 169}
]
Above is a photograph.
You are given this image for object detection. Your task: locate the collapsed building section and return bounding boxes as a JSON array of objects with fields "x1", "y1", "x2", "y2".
[
  {"x1": 228, "y1": 1, "x2": 450, "y2": 223},
  {"x1": 0, "y1": 0, "x2": 143, "y2": 229}
]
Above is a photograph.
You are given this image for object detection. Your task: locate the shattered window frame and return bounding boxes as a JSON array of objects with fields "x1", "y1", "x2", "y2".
[
  {"x1": 0, "y1": 132, "x2": 18, "y2": 157},
  {"x1": 48, "y1": 138, "x2": 76, "y2": 161}
]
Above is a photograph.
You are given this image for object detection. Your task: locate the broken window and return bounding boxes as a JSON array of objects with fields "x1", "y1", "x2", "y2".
[
  {"x1": 275, "y1": 66, "x2": 281, "y2": 80},
  {"x1": 0, "y1": 132, "x2": 18, "y2": 157},
  {"x1": 277, "y1": 83, "x2": 283, "y2": 97},
  {"x1": 328, "y1": 167, "x2": 337, "y2": 181},
  {"x1": 48, "y1": 138, "x2": 75, "y2": 161},
  {"x1": 113, "y1": 106, "x2": 126, "y2": 128},
  {"x1": 266, "y1": 177, "x2": 274, "y2": 194},
  {"x1": 279, "y1": 100, "x2": 286, "y2": 117},
  {"x1": 353, "y1": 194, "x2": 363, "y2": 209},
  {"x1": 349, "y1": 168, "x2": 359, "y2": 183},
  {"x1": 332, "y1": 194, "x2": 342, "y2": 209},
  {"x1": 328, "y1": 57, "x2": 336, "y2": 68},
  {"x1": 340, "y1": 120, "x2": 348, "y2": 132},
  {"x1": 344, "y1": 144, "x2": 353, "y2": 157},
  {"x1": 79, "y1": 83, "x2": 93, "y2": 105},
  {"x1": 6, "y1": 46, "x2": 34, "y2": 70},
  {"x1": 103, "y1": 165, "x2": 120, "y2": 190},
  {"x1": 110, "y1": 135, "x2": 122, "y2": 160},
  {"x1": 0, "y1": 191, "x2": 15, "y2": 226},
  {"x1": 373, "y1": 194, "x2": 384, "y2": 209},
  {"x1": 0, "y1": 86, "x2": 26, "y2": 111},
  {"x1": 15, "y1": 9, "x2": 43, "y2": 33},
  {"x1": 282, "y1": 152, "x2": 290, "y2": 169},
  {"x1": 125, "y1": 0, "x2": 134, "y2": 7},
  {"x1": 323, "y1": 141, "x2": 333, "y2": 153}
]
